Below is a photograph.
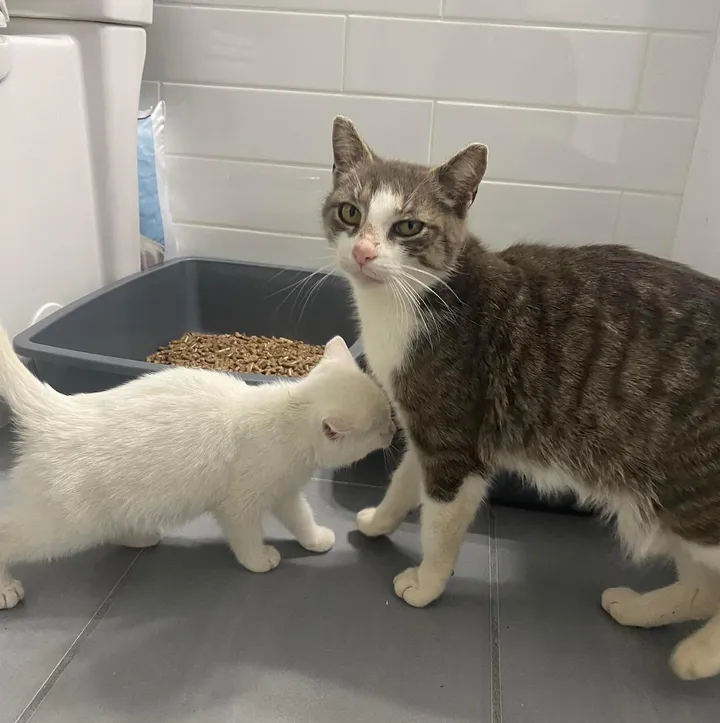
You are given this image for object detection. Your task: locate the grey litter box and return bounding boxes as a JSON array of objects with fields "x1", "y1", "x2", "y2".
[
  {"x1": 14, "y1": 258, "x2": 360, "y2": 393},
  {"x1": 13, "y1": 257, "x2": 579, "y2": 513}
]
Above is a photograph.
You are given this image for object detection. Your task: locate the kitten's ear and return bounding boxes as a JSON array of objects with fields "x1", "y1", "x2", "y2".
[
  {"x1": 323, "y1": 335, "x2": 355, "y2": 366},
  {"x1": 332, "y1": 116, "x2": 374, "y2": 177},
  {"x1": 322, "y1": 416, "x2": 351, "y2": 441},
  {"x1": 432, "y1": 143, "x2": 488, "y2": 215}
]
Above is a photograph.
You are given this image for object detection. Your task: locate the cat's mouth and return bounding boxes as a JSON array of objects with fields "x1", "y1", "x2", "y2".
[{"x1": 339, "y1": 258, "x2": 384, "y2": 285}]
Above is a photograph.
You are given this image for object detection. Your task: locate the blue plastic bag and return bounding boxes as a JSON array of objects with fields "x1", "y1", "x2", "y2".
[{"x1": 137, "y1": 101, "x2": 176, "y2": 270}]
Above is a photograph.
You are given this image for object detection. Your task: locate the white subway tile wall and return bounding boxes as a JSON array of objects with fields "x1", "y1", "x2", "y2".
[
  {"x1": 144, "y1": 1, "x2": 720, "y2": 265},
  {"x1": 638, "y1": 34, "x2": 715, "y2": 115}
]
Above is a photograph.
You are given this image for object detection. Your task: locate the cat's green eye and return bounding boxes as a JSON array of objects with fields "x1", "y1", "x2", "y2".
[
  {"x1": 338, "y1": 203, "x2": 361, "y2": 226},
  {"x1": 392, "y1": 220, "x2": 425, "y2": 238}
]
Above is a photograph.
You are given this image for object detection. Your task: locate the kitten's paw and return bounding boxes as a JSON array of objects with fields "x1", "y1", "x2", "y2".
[
  {"x1": 393, "y1": 566, "x2": 446, "y2": 608},
  {"x1": 601, "y1": 587, "x2": 644, "y2": 626},
  {"x1": 300, "y1": 526, "x2": 335, "y2": 554},
  {"x1": 671, "y1": 633, "x2": 720, "y2": 680},
  {"x1": 0, "y1": 578, "x2": 24, "y2": 610},
  {"x1": 357, "y1": 507, "x2": 399, "y2": 537},
  {"x1": 242, "y1": 545, "x2": 281, "y2": 573},
  {"x1": 114, "y1": 532, "x2": 162, "y2": 549}
]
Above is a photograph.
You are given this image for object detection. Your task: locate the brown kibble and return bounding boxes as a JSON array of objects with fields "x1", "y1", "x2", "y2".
[{"x1": 146, "y1": 332, "x2": 325, "y2": 378}]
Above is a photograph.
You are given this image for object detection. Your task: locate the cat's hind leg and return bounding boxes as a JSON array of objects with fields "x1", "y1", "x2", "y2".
[
  {"x1": 0, "y1": 564, "x2": 24, "y2": 610},
  {"x1": 214, "y1": 501, "x2": 280, "y2": 573},
  {"x1": 602, "y1": 546, "x2": 720, "y2": 628},
  {"x1": 273, "y1": 492, "x2": 335, "y2": 553},
  {"x1": 357, "y1": 445, "x2": 422, "y2": 537},
  {"x1": 0, "y1": 487, "x2": 105, "y2": 609},
  {"x1": 0, "y1": 508, "x2": 36, "y2": 609}
]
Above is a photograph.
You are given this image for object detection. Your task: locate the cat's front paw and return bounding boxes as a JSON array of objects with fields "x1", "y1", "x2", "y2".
[
  {"x1": 0, "y1": 578, "x2": 24, "y2": 610},
  {"x1": 671, "y1": 631, "x2": 720, "y2": 680},
  {"x1": 242, "y1": 545, "x2": 281, "y2": 573},
  {"x1": 300, "y1": 526, "x2": 335, "y2": 554},
  {"x1": 393, "y1": 566, "x2": 446, "y2": 608},
  {"x1": 601, "y1": 587, "x2": 643, "y2": 626},
  {"x1": 357, "y1": 507, "x2": 399, "y2": 537}
]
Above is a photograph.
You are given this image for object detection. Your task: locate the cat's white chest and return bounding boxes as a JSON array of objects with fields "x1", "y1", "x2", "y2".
[{"x1": 354, "y1": 286, "x2": 419, "y2": 400}]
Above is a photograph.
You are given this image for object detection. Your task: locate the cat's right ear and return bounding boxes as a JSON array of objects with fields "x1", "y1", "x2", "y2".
[
  {"x1": 432, "y1": 143, "x2": 488, "y2": 215},
  {"x1": 332, "y1": 116, "x2": 373, "y2": 177},
  {"x1": 323, "y1": 335, "x2": 356, "y2": 366}
]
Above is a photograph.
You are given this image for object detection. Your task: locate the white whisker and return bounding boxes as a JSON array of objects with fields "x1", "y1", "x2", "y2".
[
  {"x1": 397, "y1": 264, "x2": 464, "y2": 306},
  {"x1": 297, "y1": 270, "x2": 332, "y2": 325},
  {"x1": 272, "y1": 263, "x2": 335, "y2": 316},
  {"x1": 395, "y1": 268, "x2": 456, "y2": 322},
  {"x1": 393, "y1": 275, "x2": 439, "y2": 347}
]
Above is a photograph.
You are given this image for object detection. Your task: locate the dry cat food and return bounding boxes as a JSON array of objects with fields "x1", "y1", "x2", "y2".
[{"x1": 147, "y1": 332, "x2": 325, "y2": 377}]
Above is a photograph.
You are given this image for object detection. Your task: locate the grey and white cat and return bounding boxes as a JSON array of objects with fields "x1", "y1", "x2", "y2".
[
  {"x1": 0, "y1": 326, "x2": 394, "y2": 608},
  {"x1": 323, "y1": 116, "x2": 720, "y2": 680}
]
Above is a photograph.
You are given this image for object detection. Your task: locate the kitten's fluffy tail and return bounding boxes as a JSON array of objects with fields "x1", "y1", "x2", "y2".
[{"x1": 0, "y1": 324, "x2": 59, "y2": 417}]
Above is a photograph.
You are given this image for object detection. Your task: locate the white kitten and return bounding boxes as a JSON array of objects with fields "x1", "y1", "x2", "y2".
[{"x1": 0, "y1": 327, "x2": 395, "y2": 609}]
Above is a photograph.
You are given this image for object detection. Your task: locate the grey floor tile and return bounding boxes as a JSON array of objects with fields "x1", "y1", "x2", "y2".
[
  {"x1": 0, "y1": 550, "x2": 141, "y2": 723},
  {"x1": 0, "y1": 426, "x2": 140, "y2": 723},
  {"x1": 28, "y1": 482, "x2": 492, "y2": 723},
  {"x1": 494, "y1": 506, "x2": 720, "y2": 723}
]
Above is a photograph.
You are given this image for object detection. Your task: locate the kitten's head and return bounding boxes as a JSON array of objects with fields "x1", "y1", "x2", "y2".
[
  {"x1": 322, "y1": 116, "x2": 487, "y2": 290},
  {"x1": 303, "y1": 336, "x2": 395, "y2": 468}
]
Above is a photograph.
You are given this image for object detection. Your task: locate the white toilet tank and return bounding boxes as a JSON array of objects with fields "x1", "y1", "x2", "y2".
[{"x1": 0, "y1": 0, "x2": 153, "y2": 342}]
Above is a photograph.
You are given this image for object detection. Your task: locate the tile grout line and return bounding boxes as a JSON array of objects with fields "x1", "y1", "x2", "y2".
[
  {"x1": 610, "y1": 190, "x2": 624, "y2": 244},
  {"x1": 340, "y1": 15, "x2": 349, "y2": 92},
  {"x1": 427, "y1": 101, "x2": 436, "y2": 164},
  {"x1": 632, "y1": 30, "x2": 653, "y2": 112},
  {"x1": 164, "y1": 152, "x2": 686, "y2": 197},
  {"x1": 154, "y1": 2, "x2": 715, "y2": 35},
  {"x1": 155, "y1": 78, "x2": 697, "y2": 120},
  {"x1": 14, "y1": 550, "x2": 145, "y2": 723},
  {"x1": 488, "y1": 506, "x2": 503, "y2": 723}
]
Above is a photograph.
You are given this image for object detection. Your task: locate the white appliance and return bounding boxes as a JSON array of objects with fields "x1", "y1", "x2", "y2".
[
  {"x1": 0, "y1": 0, "x2": 153, "y2": 337},
  {"x1": 0, "y1": 0, "x2": 153, "y2": 424}
]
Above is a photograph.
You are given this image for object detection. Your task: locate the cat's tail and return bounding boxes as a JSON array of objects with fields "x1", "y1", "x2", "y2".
[{"x1": 0, "y1": 323, "x2": 59, "y2": 418}]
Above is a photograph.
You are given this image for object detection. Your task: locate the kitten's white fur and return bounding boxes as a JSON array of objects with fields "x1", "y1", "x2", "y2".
[
  {"x1": 0, "y1": 327, "x2": 394, "y2": 609},
  {"x1": 336, "y1": 187, "x2": 720, "y2": 680}
]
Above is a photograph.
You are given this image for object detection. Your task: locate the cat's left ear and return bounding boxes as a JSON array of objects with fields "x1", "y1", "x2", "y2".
[
  {"x1": 432, "y1": 143, "x2": 488, "y2": 215},
  {"x1": 322, "y1": 416, "x2": 351, "y2": 441},
  {"x1": 323, "y1": 336, "x2": 355, "y2": 366},
  {"x1": 332, "y1": 116, "x2": 374, "y2": 177}
]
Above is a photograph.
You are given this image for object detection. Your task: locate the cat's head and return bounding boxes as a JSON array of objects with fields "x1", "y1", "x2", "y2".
[
  {"x1": 303, "y1": 336, "x2": 395, "y2": 468},
  {"x1": 322, "y1": 116, "x2": 487, "y2": 291}
]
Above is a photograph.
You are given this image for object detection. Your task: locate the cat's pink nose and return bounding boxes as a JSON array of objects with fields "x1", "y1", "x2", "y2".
[{"x1": 352, "y1": 239, "x2": 378, "y2": 267}]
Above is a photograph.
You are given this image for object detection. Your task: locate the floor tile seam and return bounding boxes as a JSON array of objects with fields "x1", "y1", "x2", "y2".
[
  {"x1": 14, "y1": 550, "x2": 145, "y2": 723},
  {"x1": 488, "y1": 506, "x2": 503, "y2": 723}
]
